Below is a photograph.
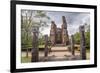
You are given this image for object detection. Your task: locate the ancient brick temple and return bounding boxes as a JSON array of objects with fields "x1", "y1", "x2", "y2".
[{"x1": 50, "y1": 16, "x2": 69, "y2": 46}]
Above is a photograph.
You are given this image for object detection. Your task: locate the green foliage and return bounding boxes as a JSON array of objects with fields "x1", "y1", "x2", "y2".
[
  {"x1": 74, "y1": 31, "x2": 90, "y2": 48},
  {"x1": 74, "y1": 32, "x2": 80, "y2": 44},
  {"x1": 21, "y1": 10, "x2": 50, "y2": 49},
  {"x1": 85, "y1": 31, "x2": 90, "y2": 48},
  {"x1": 38, "y1": 36, "x2": 45, "y2": 46},
  {"x1": 21, "y1": 56, "x2": 31, "y2": 63}
]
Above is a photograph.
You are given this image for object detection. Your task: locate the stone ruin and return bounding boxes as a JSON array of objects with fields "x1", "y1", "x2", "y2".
[{"x1": 50, "y1": 16, "x2": 69, "y2": 46}]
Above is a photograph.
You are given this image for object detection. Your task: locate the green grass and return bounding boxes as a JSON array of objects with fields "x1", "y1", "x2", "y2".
[
  {"x1": 86, "y1": 48, "x2": 90, "y2": 52},
  {"x1": 39, "y1": 45, "x2": 51, "y2": 48},
  {"x1": 38, "y1": 45, "x2": 45, "y2": 48},
  {"x1": 21, "y1": 56, "x2": 31, "y2": 63}
]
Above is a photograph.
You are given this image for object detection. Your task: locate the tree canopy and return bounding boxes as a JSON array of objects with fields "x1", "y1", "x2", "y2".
[{"x1": 21, "y1": 10, "x2": 50, "y2": 49}]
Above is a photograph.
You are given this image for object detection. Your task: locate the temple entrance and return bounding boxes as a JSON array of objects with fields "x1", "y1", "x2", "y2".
[
  {"x1": 56, "y1": 41, "x2": 62, "y2": 44},
  {"x1": 56, "y1": 28, "x2": 62, "y2": 44}
]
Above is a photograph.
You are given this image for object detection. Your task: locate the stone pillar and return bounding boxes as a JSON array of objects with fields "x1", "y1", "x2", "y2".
[
  {"x1": 26, "y1": 48, "x2": 28, "y2": 58},
  {"x1": 31, "y1": 29, "x2": 39, "y2": 62},
  {"x1": 50, "y1": 21, "x2": 56, "y2": 46},
  {"x1": 44, "y1": 35, "x2": 48, "y2": 57},
  {"x1": 48, "y1": 40, "x2": 52, "y2": 52},
  {"x1": 71, "y1": 35, "x2": 75, "y2": 55},
  {"x1": 79, "y1": 26, "x2": 86, "y2": 60},
  {"x1": 68, "y1": 39, "x2": 71, "y2": 51}
]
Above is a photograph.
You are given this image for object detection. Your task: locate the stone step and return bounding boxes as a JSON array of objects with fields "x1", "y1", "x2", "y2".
[
  {"x1": 51, "y1": 46, "x2": 69, "y2": 51},
  {"x1": 51, "y1": 50, "x2": 68, "y2": 52},
  {"x1": 54, "y1": 44, "x2": 66, "y2": 47},
  {"x1": 39, "y1": 55, "x2": 81, "y2": 61}
]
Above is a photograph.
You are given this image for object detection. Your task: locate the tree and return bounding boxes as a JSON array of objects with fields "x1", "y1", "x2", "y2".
[
  {"x1": 74, "y1": 24, "x2": 90, "y2": 49},
  {"x1": 21, "y1": 10, "x2": 33, "y2": 49},
  {"x1": 74, "y1": 32, "x2": 80, "y2": 44},
  {"x1": 21, "y1": 10, "x2": 50, "y2": 50},
  {"x1": 34, "y1": 11, "x2": 50, "y2": 32},
  {"x1": 85, "y1": 31, "x2": 90, "y2": 48}
]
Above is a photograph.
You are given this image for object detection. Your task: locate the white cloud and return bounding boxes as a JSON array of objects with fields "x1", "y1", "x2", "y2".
[{"x1": 40, "y1": 11, "x2": 90, "y2": 36}]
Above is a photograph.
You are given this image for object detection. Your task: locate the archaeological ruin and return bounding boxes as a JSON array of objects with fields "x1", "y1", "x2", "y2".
[{"x1": 50, "y1": 16, "x2": 69, "y2": 46}]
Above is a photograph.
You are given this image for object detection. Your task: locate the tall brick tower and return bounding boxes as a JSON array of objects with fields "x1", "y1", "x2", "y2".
[
  {"x1": 61, "y1": 16, "x2": 69, "y2": 45},
  {"x1": 50, "y1": 21, "x2": 57, "y2": 46}
]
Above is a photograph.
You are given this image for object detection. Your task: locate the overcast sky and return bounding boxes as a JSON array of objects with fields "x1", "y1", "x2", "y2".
[{"x1": 40, "y1": 11, "x2": 90, "y2": 36}]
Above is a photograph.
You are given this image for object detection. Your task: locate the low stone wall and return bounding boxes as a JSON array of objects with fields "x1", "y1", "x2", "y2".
[{"x1": 21, "y1": 48, "x2": 46, "y2": 52}]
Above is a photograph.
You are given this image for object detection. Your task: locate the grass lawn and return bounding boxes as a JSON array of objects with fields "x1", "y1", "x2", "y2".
[{"x1": 21, "y1": 56, "x2": 31, "y2": 63}]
